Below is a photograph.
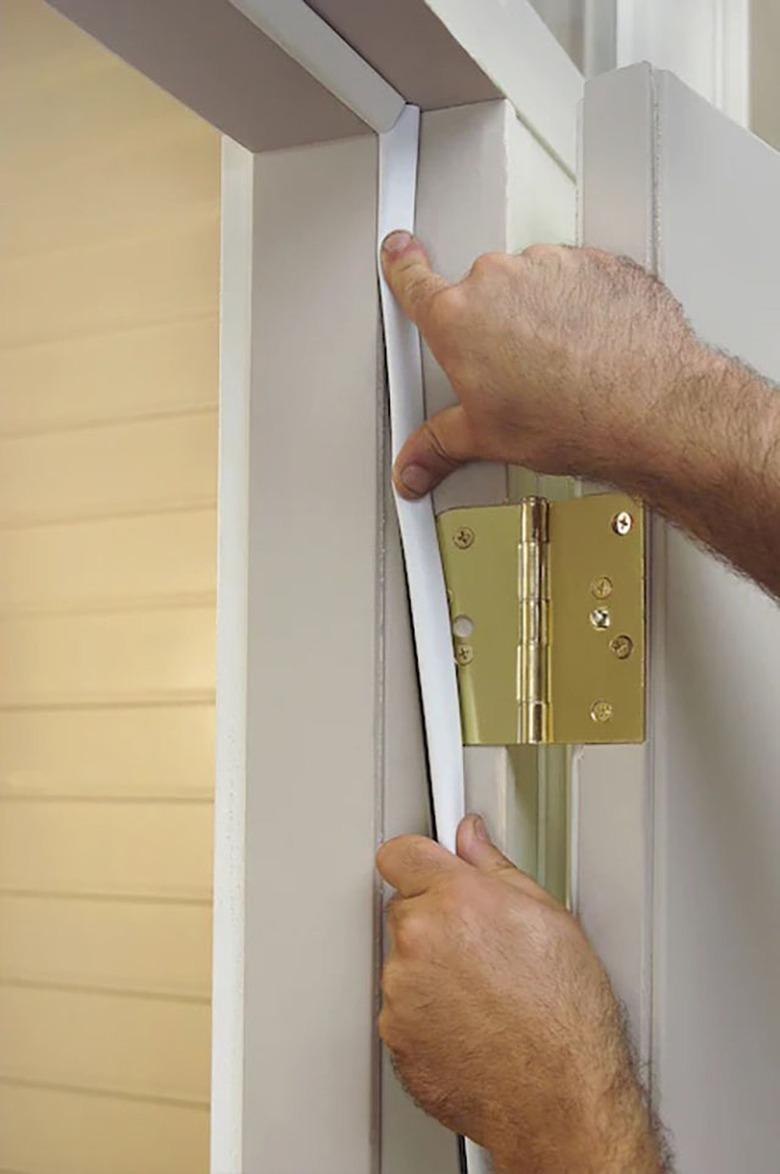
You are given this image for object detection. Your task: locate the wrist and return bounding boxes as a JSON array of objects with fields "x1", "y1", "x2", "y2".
[{"x1": 487, "y1": 1061, "x2": 666, "y2": 1174}]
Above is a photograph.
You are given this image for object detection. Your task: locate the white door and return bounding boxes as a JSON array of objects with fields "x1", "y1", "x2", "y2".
[{"x1": 577, "y1": 62, "x2": 780, "y2": 1173}]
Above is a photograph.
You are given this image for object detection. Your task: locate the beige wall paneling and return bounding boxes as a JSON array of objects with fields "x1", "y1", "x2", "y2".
[
  {"x1": 0, "y1": 1086, "x2": 209, "y2": 1174},
  {"x1": 0, "y1": 2, "x2": 219, "y2": 1172}
]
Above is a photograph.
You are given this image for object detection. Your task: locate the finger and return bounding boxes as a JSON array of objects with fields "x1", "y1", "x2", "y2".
[
  {"x1": 456, "y1": 814, "x2": 560, "y2": 907},
  {"x1": 392, "y1": 404, "x2": 478, "y2": 499},
  {"x1": 376, "y1": 833, "x2": 465, "y2": 898},
  {"x1": 381, "y1": 231, "x2": 451, "y2": 331}
]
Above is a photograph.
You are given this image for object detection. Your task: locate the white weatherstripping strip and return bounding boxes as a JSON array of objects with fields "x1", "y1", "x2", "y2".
[
  {"x1": 379, "y1": 104, "x2": 492, "y2": 1174},
  {"x1": 228, "y1": 0, "x2": 404, "y2": 132},
  {"x1": 378, "y1": 105, "x2": 465, "y2": 856}
]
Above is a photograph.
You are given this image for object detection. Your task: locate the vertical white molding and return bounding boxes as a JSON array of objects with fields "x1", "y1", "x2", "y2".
[
  {"x1": 211, "y1": 136, "x2": 253, "y2": 1174},
  {"x1": 616, "y1": 0, "x2": 750, "y2": 124}
]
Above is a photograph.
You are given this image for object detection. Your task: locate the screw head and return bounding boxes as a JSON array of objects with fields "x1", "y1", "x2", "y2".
[
  {"x1": 590, "y1": 575, "x2": 613, "y2": 600},
  {"x1": 455, "y1": 644, "x2": 474, "y2": 666},
  {"x1": 589, "y1": 607, "x2": 611, "y2": 631},
  {"x1": 453, "y1": 526, "x2": 475, "y2": 550},
  {"x1": 610, "y1": 634, "x2": 634, "y2": 660},
  {"x1": 612, "y1": 511, "x2": 633, "y2": 536},
  {"x1": 590, "y1": 699, "x2": 614, "y2": 724}
]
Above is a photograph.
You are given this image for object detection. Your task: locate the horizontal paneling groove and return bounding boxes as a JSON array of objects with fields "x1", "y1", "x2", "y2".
[
  {"x1": 0, "y1": 404, "x2": 216, "y2": 442},
  {"x1": 0, "y1": 794, "x2": 212, "y2": 805},
  {"x1": 1, "y1": 219, "x2": 218, "y2": 350},
  {"x1": 0, "y1": 591, "x2": 217, "y2": 620},
  {"x1": 0, "y1": 319, "x2": 218, "y2": 435},
  {"x1": 5, "y1": 204, "x2": 219, "y2": 266},
  {"x1": 0, "y1": 501, "x2": 216, "y2": 534},
  {"x1": 0, "y1": 977, "x2": 210, "y2": 1006},
  {"x1": 0, "y1": 692, "x2": 216, "y2": 712},
  {"x1": 0, "y1": 310, "x2": 215, "y2": 357},
  {"x1": 0, "y1": 1075, "x2": 209, "y2": 1112},
  {"x1": 0, "y1": 889, "x2": 211, "y2": 907}
]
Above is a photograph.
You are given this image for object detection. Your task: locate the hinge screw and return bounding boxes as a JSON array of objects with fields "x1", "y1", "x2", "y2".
[
  {"x1": 590, "y1": 699, "x2": 614, "y2": 724},
  {"x1": 590, "y1": 607, "x2": 611, "y2": 630},
  {"x1": 455, "y1": 644, "x2": 474, "y2": 665},
  {"x1": 590, "y1": 575, "x2": 613, "y2": 600},
  {"x1": 612, "y1": 511, "x2": 633, "y2": 536},
  {"x1": 453, "y1": 526, "x2": 475, "y2": 549},
  {"x1": 610, "y1": 634, "x2": 634, "y2": 660}
]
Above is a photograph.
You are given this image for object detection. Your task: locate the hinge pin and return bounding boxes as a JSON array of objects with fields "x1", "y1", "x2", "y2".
[{"x1": 518, "y1": 497, "x2": 550, "y2": 744}]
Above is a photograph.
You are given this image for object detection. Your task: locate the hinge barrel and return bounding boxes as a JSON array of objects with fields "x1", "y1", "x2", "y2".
[
  {"x1": 518, "y1": 498, "x2": 550, "y2": 744},
  {"x1": 436, "y1": 492, "x2": 646, "y2": 746}
]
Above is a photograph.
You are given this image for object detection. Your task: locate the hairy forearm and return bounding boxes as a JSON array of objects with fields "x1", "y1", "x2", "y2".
[
  {"x1": 599, "y1": 344, "x2": 780, "y2": 598},
  {"x1": 489, "y1": 1058, "x2": 669, "y2": 1174}
]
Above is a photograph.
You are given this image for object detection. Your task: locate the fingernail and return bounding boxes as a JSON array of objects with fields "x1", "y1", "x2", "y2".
[
  {"x1": 383, "y1": 230, "x2": 412, "y2": 256},
  {"x1": 398, "y1": 464, "x2": 434, "y2": 497},
  {"x1": 472, "y1": 815, "x2": 489, "y2": 841}
]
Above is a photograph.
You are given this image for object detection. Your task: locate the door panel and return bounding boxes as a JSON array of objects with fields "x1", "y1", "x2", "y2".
[{"x1": 579, "y1": 63, "x2": 780, "y2": 1172}]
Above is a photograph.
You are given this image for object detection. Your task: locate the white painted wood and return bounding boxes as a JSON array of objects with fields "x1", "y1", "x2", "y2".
[
  {"x1": 579, "y1": 63, "x2": 780, "y2": 1172},
  {"x1": 416, "y1": 100, "x2": 575, "y2": 882},
  {"x1": 616, "y1": 0, "x2": 750, "y2": 123},
  {"x1": 46, "y1": 0, "x2": 368, "y2": 151},
  {"x1": 47, "y1": 0, "x2": 581, "y2": 168},
  {"x1": 423, "y1": 0, "x2": 583, "y2": 172},
  {"x1": 309, "y1": 0, "x2": 501, "y2": 108},
  {"x1": 227, "y1": 0, "x2": 403, "y2": 131},
  {"x1": 236, "y1": 133, "x2": 381, "y2": 1174},
  {"x1": 211, "y1": 137, "x2": 253, "y2": 1174},
  {"x1": 382, "y1": 95, "x2": 576, "y2": 1174},
  {"x1": 214, "y1": 97, "x2": 576, "y2": 1174}
]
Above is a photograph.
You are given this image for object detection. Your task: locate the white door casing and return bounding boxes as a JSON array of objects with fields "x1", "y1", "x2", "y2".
[{"x1": 578, "y1": 63, "x2": 780, "y2": 1172}]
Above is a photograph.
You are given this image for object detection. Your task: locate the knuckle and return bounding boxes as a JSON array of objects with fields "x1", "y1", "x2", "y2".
[
  {"x1": 522, "y1": 242, "x2": 556, "y2": 261},
  {"x1": 376, "y1": 832, "x2": 424, "y2": 876},
  {"x1": 469, "y1": 250, "x2": 509, "y2": 278},
  {"x1": 421, "y1": 418, "x2": 460, "y2": 470},
  {"x1": 424, "y1": 285, "x2": 464, "y2": 332},
  {"x1": 380, "y1": 958, "x2": 403, "y2": 1002},
  {"x1": 393, "y1": 910, "x2": 428, "y2": 955},
  {"x1": 378, "y1": 1007, "x2": 397, "y2": 1048}
]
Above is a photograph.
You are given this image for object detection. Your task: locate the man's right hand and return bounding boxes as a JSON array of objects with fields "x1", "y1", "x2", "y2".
[
  {"x1": 381, "y1": 231, "x2": 701, "y2": 498},
  {"x1": 382, "y1": 230, "x2": 780, "y2": 599}
]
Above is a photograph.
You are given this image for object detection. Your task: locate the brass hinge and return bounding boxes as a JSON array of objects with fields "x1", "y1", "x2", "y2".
[{"x1": 437, "y1": 493, "x2": 646, "y2": 746}]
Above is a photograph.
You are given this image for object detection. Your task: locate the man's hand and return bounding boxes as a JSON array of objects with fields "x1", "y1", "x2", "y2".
[
  {"x1": 377, "y1": 815, "x2": 667, "y2": 1173},
  {"x1": 382, "y1": 231, "x2": 780, "y2": 599},
  {"x1": 381, "y1": 231, "x2": 696, "y2": 498}
]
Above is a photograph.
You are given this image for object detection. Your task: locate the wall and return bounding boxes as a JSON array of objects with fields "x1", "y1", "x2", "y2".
[{"x1": 0, "y1": 2, "x2": 219, "y2": 1171}]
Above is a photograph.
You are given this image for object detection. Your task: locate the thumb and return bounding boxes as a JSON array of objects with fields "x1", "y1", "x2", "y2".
[
  {"x1": 381, "y1": 230, "x2": 451, "y2": 331},
  {"x1": 393, "y1": 404, "x2": 478, "y2": 499},
  {"x1": 456, "y1": 814, "x2": 559, "y2": 906}
]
